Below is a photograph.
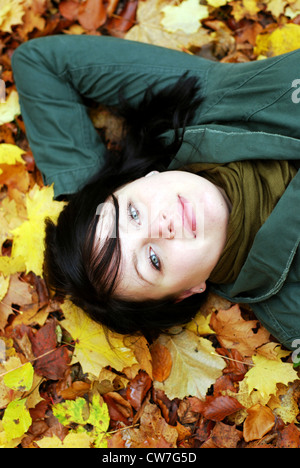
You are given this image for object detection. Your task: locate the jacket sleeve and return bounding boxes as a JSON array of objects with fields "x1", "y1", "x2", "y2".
[
  {"x1": 11, "y1": 35, "x2": 213, "y2": 198},
  {"x1": 11, "y1": 36, "x2": 107, "y2": 198}
]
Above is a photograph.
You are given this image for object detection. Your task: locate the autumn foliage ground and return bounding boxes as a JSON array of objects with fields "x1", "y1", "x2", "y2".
[{"x1": 1, "y1": 0, "x2": 300, "y2": 449}]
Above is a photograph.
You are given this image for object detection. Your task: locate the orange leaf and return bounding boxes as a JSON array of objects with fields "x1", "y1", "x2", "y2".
[
  {"x1": 59, "y1": 0, "x2": 80, "y2": 21},
  {"x1": 77, "y1": 0, "x2": 107, "y2": 30},
  {"x1": 150, "y1": 342, "x2": 172, "y2": 382},
  {"x1": 243, "y1": 404, "x2": 275, "y2": 442},
  {"x1": 210, "y1": 304, "x2": 270, "y2": 356}
]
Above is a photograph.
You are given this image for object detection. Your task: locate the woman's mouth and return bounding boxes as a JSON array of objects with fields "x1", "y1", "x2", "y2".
[{"x1": 178, "y1": 195, "x2": 197, "y2": 237}]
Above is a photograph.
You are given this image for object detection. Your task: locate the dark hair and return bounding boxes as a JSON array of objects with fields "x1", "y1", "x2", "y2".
[{"x1": 44, "y1": 73, "x2": 208, "y2": 337}]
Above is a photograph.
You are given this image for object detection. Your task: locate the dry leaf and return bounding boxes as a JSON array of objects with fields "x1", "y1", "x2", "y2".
[
  {"x1": 244, "y1": 354, "x2": 299, "y2": 400},
  {"x1": 210, "y1": 304, "x2": 270, "y2": 356},
  {"x1": 60, "y1": 300, "x2": 138, "y2": 376},
  {"x1": 125, "y1": 0, "x2": 211, "y2": 51},
  {"x1": 153, "y1": 330, "x2": 225, "y2": 400},
  {"x1": 243, "y1": 404, "x2": 275, "y2": 442},
  {"x1": 150, "y1": 342, "x2": 172, "y2": 382}
]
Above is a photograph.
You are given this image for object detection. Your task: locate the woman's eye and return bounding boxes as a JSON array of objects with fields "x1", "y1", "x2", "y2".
[
  {"x1": 149, "y1": 247, "x2": 161, "y2": 271},
  {"x1": 128, "y1": 203, "x2": 140, "y2": 224}
]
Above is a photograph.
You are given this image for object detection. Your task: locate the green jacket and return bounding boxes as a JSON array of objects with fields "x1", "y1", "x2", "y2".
[{"x1": 11, "y1": 35, "x2": 299, "y2": 350}]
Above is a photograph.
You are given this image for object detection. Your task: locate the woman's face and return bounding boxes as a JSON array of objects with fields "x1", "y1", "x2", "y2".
[{"x1": 95, "y1": 170, "x2": 231, "y2": 302}]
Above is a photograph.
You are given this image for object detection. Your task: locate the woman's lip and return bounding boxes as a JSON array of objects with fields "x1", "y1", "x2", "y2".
[{"x1": 178, "y1": 196, "x2": 197, "y2": 236}]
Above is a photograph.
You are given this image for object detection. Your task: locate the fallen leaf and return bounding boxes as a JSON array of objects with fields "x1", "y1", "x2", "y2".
[
  {"x1": 243, "y1": 403, "x2": 275, "y2": 442},
  {"x1": 126, "y1": 370, "x2": 152, "y2": 411},
  {"x1": 60, "y1": 300, "x2": 138, "y2": 376},
  {"x1": 210, "y1": 421, "x2": 242, "y2": 448},
  {"x1": 198, "y1": 394, "x2": 244, "y2": 421},
  {"x1": 161, "y1": 0, "x2": 209, "y2": 34},
  {"x1": 255, "y1": 23, "x2": 300, "y2": 57},
  {"x1": 0, "y1": 274, "x2": 33, "y2": 331},
  {"x1": 3, "y1": 358, "x2": 34, "y2": 392},
  {"x1": 0, "y1": 274, "x2": 9, "y2": 301},
  {"x1": 125, "y1": 0, "x2": 211, "y2": 51},
  {"x1": 29, "y1": 319, "x2": 70, "y2": 380},
  {"x1": 2, "y1": 398, "x2": 32, "y2": 442},
  {"x1": 53, "y1": 393, "x2": 110, "y2": 448},
  {"x1": 276, "y1": 423, "x2": 300, "y2": 448},
  {"x1": 10, "y1": 184, "x2": 65, "y2": 276},
  {"x1": 244, "y1": 354, "x2": 299, "y2": 400},
  {"x1": 153, "y1": 330, "x2": 225, "y2": 400},
  {"x1": 103, "y1": 391, "x2": 133, "y2": 423},
  {"x1": 36, "y1": 432, "x2": 93, "y2": 448},
  {"x1": 0, "y1": 90, "x2": 21, "y2": 125},
  {"x1": 0, "y1": 143, "x2": 25, "y2": 165},
  {"x1": 122, "y1": 401, "x2": 178, "y2": 448},
  {"x1": 210, "y1": 304, "x2": 270, "y2": 356},
  {"x1": 77, "y1": 0, "x2": 107, "y2": 30},
  {"x1": 150, "y1": 341, "x2": 172, "y2": 382}
]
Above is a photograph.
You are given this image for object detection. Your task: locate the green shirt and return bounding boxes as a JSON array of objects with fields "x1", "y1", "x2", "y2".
[{"x1": 11, "y1": 35, "x2": 300, "y2": 349}]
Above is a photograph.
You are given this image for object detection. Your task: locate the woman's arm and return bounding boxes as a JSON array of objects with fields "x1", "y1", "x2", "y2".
[{"x1": 11, "y1": 35, "x2": 209, "y2": 198}]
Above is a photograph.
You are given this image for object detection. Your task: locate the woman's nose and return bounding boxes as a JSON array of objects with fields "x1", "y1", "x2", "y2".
[{"x1": 150, "y1": 210, "x2": 175, "y2": 239}]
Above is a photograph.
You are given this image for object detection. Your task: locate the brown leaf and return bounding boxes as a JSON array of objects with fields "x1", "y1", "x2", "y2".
[
  {"x1": 103, "y1": 391, "x2": 133, "y2": 424},
  {"x1": 122, "y1": 402, "x2": 178, "y2": 448},
  {"x1": 59, "y1": 381, "x2": 91, "y2": 400},
  {"x1": 59, "y1": 0, "x2": 80, "y2": 21},
  {"x1": 277, "y1": 423, "x2": 300, "y2": 448},
  {"x1": 150, "y1": 342, "x2": 172, "y2": 382},
  {"x1": 210, "y1": 421, "x2": 242, "y2": 448},
  {"x1": 200, "y1": 395, "x2": 244, "y2": 422},
  {"x1": 77, "y1": 0, "x2": 107, "y2": 30},
  {"x1": 243, "y1": 404, "x2": 275, "y2": 442},
  {"x1": 126, "y1": 370, "x2": 152, "y2": 411},
  {"x1": 29, "y1": 319, "x2": 70, "y2": 380}
]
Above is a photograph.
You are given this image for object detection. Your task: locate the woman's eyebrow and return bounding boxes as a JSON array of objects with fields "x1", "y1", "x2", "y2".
[{"x1": 132, "y1": 251, "x2": 155, "y2": 286}]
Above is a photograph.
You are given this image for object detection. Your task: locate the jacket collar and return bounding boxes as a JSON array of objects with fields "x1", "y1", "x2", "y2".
[{"x1": 213, "y1": 170, "x2": 300, "y2": 302}]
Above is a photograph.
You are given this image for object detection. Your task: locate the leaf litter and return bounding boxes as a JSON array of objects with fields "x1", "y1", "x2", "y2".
[{"x1": 0, "y1": 0, "x2": 300, "y2": 449}]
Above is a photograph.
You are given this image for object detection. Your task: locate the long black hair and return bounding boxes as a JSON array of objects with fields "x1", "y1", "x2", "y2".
[{"x1": 44, "y1": 73, "x2": 208, "y2": 337}]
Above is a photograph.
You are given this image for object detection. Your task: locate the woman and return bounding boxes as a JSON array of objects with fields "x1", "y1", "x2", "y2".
[{"x1": 11, "y1": 35, "x2": 299, "y2": 349}]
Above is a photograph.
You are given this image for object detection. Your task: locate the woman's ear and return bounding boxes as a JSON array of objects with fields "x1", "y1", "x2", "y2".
[
  {"x1": 145, "y1": 170, "x2": 159, "y2": 178},
  {"x1": 174, "y1": 283, "x2": 206, "y2": 303}
]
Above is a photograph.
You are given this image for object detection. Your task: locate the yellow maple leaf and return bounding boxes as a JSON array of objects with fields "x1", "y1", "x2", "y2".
[
  {"x1": 0, "y1": 0, "x2": 25, "y2": 33},
  {"x1": 245, "y1": 354, "x2": 298, "y2": 400},
  {"x1": 0, "y1": 91, "x2": 21, "y2": 125},
  {"x1": 0, "y1": 256, "x2": 26, "y2": 277},
  {"x1": 185, "y1": 311, "x2": 215, "y2": 335},
  {"x1": 0, "y1": 143, "x2": 25, "y2": 165},
  {"x1": 10, "y1": 184, "x2": 65, "y2": 276},
  {"x1": 255, "y1": 23, "x2": 300, "y2": 57},
  {"x1": 161, "y1": 0, "x2": 209, "y2": 34},
  {"x1": 125, "y1": 0, "x2": 210, "y2": 51},
  {"x1": 230, "y1": 0, "x2": 261, "y2": 22},
  {"x1": 0, "y1": 274, "x2": 9, "y2": 301},
  {"x1": 60, "y1": 300, "x2": 138, "y2": 376}
]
